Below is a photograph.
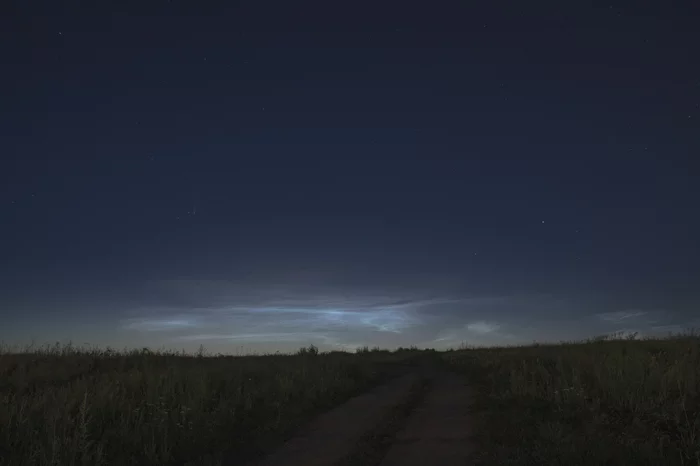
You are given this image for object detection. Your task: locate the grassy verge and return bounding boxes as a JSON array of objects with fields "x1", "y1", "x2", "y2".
[
  {"x1": 444, "y1": 336, "x2": 700, "y2": 466},
  {"x1": 0, "y1": 343, "x2": 422, "y2": 466}
]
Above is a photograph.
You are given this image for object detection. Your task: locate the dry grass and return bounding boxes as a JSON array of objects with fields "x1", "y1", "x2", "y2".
[
  {"x1": 444, "y1": 334, "x2": 700, "y2": 466},
  {"x1": 0, "y1": 342, "x2": 417, "y2": 466},
  {"x1": 7, "y1": 334, "x2": 696, "y2": 465}
]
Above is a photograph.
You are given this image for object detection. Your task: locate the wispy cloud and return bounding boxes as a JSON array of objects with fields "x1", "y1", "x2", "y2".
[
  {"x1": 122, "y1": 315, "x2": 204, "y2": 332},
  {"x1": 119, "y1": 283, "x2": 473, "y2": 350},
  {"x1": 597, "y1": 310, "x2": 648, "y2": 323},
  {"x1": 650, "y1": 324, "x2": 687, "y2": 335},
  {"x1": 466, "y1": 321, "x2": 500, "y2": 334},
  {"x1": 177, "y1": 332, "x2": 319, "y2": 342},
  {"x1": 430, "y1": 320, "x2": 517, "y2": 348},
  {"x1": 117, "y1": 280, "x2": 535, "y2": 349},
  {"x1": 118, "y1": 280, "x2": 604, "y2": 350}
]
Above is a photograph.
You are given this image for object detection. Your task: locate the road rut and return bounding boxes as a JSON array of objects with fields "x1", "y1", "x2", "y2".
[
  {"x1": 240, "y1": 373, "x2": 421, "y2": 466},
  {"x1": 378, "y1": 372, "x2": 474, "y2": 466},
  {"x1": 238, "y1": 363, "x2": 474, "y2": 466}
]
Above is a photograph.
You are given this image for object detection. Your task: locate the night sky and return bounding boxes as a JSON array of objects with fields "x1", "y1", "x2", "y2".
[{"x1": 2, "y1": 1, "x2": 699, "y2": 353}]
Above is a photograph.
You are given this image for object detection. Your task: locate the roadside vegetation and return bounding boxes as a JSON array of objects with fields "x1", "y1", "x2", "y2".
[
  {"x1": 5, "y1": 335, "x2": 697, "y2": 466},
  {"x1": 444, "y1": 333, "x2": 700, "y2": 466},
  {"x1": 0, "y1": 342, "x2": 423, "y2": 466}
]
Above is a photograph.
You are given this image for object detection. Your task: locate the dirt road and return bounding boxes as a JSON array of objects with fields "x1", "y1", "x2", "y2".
[
  {"x1": 241, "y1": 361, "x2": 474, "y2": 466},
  {"x1": 377, "y1": 372, "x2": 474, "y2": 466}
]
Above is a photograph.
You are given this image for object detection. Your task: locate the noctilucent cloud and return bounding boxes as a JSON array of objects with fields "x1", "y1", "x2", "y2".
[{"x1": 2, "y1": 2, "x2": 699, "y2": 353}]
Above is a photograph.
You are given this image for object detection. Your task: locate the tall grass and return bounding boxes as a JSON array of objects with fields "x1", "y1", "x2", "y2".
[
  {"x1": 445, "y1": 334, "x2": 700, "y2": 465},
  {"x1": 0, "y1": 342, "x2": 415, "y2": 466}
]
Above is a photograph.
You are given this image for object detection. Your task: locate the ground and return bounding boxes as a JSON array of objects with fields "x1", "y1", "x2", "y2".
[
  {"x1": 233, "y1": 356, "x2": 475, "y2": 466},
  {"x1": 4, "y1": 337, "x2": 697, "y2": 465}
]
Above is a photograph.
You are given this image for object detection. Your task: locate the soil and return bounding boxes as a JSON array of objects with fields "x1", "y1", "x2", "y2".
[{"x1": 239, "y1": 360, "x2": 474, "y2": 466}]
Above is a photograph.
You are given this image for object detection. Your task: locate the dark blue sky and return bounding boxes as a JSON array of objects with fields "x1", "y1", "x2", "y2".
[{"x1": 2, "y1": 1, "x2": 699, "y2": 352}]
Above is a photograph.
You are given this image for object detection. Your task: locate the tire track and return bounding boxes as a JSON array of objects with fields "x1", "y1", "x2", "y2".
[
  {"x1": 377, "y1": 372, "x2": 475, "y2": 466},
  {"x1": 237, "y1": 358, "x2": 474, "y2": 466},
  {"x1": 238, "y1": 373, "x2": 421, "y2": 466},
  {"x1": 335, "y1": 375, "x2": 433, "y2": 466}
]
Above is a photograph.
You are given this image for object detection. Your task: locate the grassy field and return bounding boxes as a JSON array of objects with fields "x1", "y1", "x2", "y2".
[
  {"x1": 4, "y1": 337, "x2": 698, "y2": 466},
  {"x1": 444, "y1": 334, "x2": 700, "y2": 466},
  {"x1": 0, "y1": 342, "x2": 421, "y2": 466}
]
